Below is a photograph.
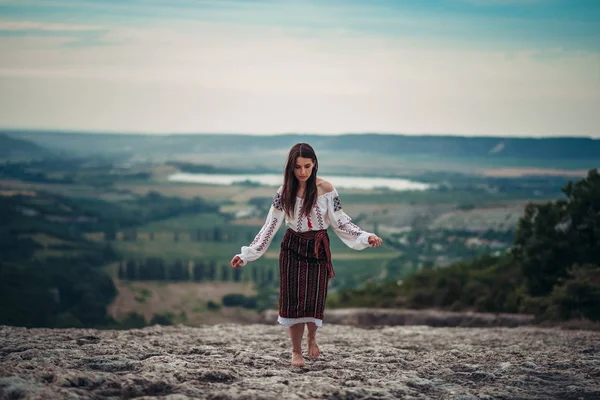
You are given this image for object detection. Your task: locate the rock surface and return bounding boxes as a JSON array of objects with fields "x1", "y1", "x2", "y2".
[
  {"x1": 261, "y1": 308, "x2": 536, "y2": 328},
  {"x1": 1, "y1": 323, "x2": 599, "y2": 400}
]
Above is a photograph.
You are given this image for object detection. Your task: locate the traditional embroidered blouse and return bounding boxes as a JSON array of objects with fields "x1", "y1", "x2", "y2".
[{"x1": 237, "y1": 186, "x2": 373, "y2": 265}]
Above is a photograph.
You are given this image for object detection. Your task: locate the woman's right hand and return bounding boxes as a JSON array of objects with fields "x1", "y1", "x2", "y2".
[{"x1": 230, "y1": 255, "x2": 244, "y2": 269}]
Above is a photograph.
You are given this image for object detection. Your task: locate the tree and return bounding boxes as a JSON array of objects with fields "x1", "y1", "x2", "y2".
[
  {"x1": 513, "y1": 169, "x2": 600, "y2": 297},
  {"x1": 545, "y1": 264, "x2": 600, "y2": 321},
  {"x1": 125, "y1": 259, "x2": 137, "y2": 280},
  {"x1": 118, "y1": 261, "x2": 125, "y2": 279},
  {"x1": 220, "y1": 264, "x2": 230, "y2": 281},
  {"x1": 233, "y1": 267, "x2": 241, "y2": 282},
  {"x1": 193, "y1": 261, "x2": 205, "y2": 281},
  {"x1": 104, "y1": 226, "x2": 117, "y2": 241},
  {"x1": 170, "y1": 259, "x2": 188, "y2": 281},
  {"x1": 207, "y1": 261, "x2": 217, "y2": 280},
  {"x1": 123, "y1": 228, "x2": 137, "y2": 242}
]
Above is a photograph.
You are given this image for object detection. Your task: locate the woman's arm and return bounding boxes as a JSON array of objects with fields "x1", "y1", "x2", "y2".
[
  {"x1": 325, "y1": 185, "x2": 382, "y2": 250},
  {"x1": 232, "y1": 188, "x2": 285, "y2": 267}
]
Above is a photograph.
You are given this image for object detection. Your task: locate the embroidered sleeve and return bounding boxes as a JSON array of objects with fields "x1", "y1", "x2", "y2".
[
  {"x1": 326, "y1": 188, "x2": 372, "y2": 250},
  {"x1": 236, "y1": 187, "x2": 284, "y2": 266}
]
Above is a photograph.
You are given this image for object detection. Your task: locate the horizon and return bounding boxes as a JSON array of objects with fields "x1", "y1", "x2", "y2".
[
  {"x1": 3, "y1": 128, "x2": 599, "y2": 141},
  {"x1": 1, "y1": 0, "x2": 599, "y2": 138}
]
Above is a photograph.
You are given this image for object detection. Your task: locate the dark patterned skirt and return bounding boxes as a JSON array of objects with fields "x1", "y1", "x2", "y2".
[{"x1": 278, "y1": 229, "x2": 334, "y2": 326}]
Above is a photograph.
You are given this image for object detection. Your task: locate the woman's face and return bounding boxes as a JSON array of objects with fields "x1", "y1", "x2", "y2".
[{"x1": 294, "y1": 156, "x2": 314, "y2": 183}]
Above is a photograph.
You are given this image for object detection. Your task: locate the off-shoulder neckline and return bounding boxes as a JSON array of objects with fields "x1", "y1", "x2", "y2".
[{"x1": 296, "y1": 190, "x2": 336, "y2": 200}]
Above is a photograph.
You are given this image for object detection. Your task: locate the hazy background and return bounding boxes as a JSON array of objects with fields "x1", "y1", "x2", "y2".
[{"x1": 0, "y1": 0, "x2": 599, "y2": 331}]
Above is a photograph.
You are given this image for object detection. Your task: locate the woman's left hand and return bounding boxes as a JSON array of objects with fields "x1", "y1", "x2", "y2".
[{"x1": 368, "y1": 235, "x2": 383, "y2": 247}]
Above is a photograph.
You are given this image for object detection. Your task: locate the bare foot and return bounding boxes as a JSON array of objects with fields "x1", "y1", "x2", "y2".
[
  {"x1": 307, "y1": 335, "x2": 320, "y2": 359},
  {"x1": 291, "y1": 351, "x2": 305, "y2": 367}
]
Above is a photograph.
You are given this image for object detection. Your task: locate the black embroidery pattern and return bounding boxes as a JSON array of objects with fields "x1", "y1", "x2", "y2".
[
  {"x1": 256, "y1": 217, "x2": 278, "y2": 251},
  {"x1": 272, "y1": 192, "x2": 283, "y2": 211},
  {"x1": 333, "y1": 196, "x2": 342, "y2": 212}
]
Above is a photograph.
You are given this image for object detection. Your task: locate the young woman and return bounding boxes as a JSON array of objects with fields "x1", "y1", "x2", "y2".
[{"x1": 230, "y1": 143, "x2": 383, "y2": 367}]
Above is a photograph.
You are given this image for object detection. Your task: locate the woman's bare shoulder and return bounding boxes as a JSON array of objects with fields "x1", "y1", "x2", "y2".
[{"x1": 317, "y1": 178, "x2": 335, "y2": 195}]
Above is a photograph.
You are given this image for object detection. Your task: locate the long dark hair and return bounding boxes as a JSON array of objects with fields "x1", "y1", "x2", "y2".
[{"x1": 280, "y1": 143, "x2": 319, "y2": 218}]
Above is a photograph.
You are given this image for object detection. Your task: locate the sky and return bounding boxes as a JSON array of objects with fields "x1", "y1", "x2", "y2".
[{"x1": 0, "y1": 0, "x2": 599, "y2": 137}]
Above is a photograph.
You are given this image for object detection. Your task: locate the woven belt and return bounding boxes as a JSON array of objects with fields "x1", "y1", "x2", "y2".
[{"x1": 288, "y1": 229, "x2": 335, "y2": 279}]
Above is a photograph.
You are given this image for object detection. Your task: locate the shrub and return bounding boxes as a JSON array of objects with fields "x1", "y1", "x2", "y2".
[
  {"x1": 222, "y1": 293, "x2": 247, "y2": 307},
  {"x1": 118, "y1": 312, "x2": 147, "y2": 329},
  {"x1": 150, "y1": 312, "x2": 174, "y2": 326},
  {"x1": 544, "y1": 264, "x2": 600, "y2": 321},
  {"x1": 222, "y1": 293, "x2": 258, "y2": 309},
  {"x1": 207, "y1": 300, "x2": 221, "y2": 310}
]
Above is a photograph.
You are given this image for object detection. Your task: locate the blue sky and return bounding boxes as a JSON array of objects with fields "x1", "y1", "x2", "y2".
[{"x1": 0, "y1": 0, "x2": 599, "y2": 136}]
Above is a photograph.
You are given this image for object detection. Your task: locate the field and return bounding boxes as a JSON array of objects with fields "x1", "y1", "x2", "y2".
[
  {"x1": 94, "y1": 219, "x2": 401, "y2": 284},
  {"x1": 108, "y1": 280, "x2": 260, "y2": 325},
  {"x1": 2, "y1": 173, "x2": 542, "y2": 312},
  {"x1": 3, "y1": 145, "x2": 593, "y2": 330},
  {"x1": 134, "y1": 213, "x2": 227, "y2": 232},
  {"x1": 114, "y1": 181, "x2": 277, "y2": 202}
]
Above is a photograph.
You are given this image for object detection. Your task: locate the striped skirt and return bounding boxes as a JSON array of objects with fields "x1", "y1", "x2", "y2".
[{"x1": 278, "y1": 228, "x2": 335, "y2": 328}]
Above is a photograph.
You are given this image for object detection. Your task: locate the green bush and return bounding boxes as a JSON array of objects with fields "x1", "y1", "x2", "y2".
[
  {"x1": 243, "y1": 296, "x2": 257, "y2": 309},
  {"x1": 327, "y1": 280, "x2": 404, "y2": 309},
  {"x1": 222, "y1": 293, "x2": 258, "y2": 309},
  {"x1": 544, "y1": 264, "x2": 600, "y2": 321},
  {"x1": 118, "y1": 312, "x2": 147, "y2": 329},
  {"x1": 150, "y1": 312, "x2": 174, "y2": 326},
  {"x1": 222, "y1": 293, "x2": 246, "y2": 307},
  {"x1": 53, "y1": 312, "x2": 83, "y2": 329}
]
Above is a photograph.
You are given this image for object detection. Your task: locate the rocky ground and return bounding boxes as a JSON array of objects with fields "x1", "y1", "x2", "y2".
[
  {"x1": 261, "y1": 308, "x2": 536, "y2": 328},
  {"x1": 1, "y1": 323, "x2": 599, "y2": 400}
]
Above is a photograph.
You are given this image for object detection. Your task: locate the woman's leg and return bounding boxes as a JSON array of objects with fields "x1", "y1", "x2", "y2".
[
  {"x1": 306, "y1": 322, "x2": 320, "y2": 359},
  {"x1": 289, "y1": 323, "x2": 305, "y2": 366}
]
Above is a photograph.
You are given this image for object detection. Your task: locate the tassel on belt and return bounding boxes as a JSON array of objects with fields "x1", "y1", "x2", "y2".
[{"x1": 288, "y1": 229, "x2": 335, "y2": 279}]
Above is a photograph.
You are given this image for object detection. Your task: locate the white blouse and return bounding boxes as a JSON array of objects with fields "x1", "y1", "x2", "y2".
[{"x1": 237, "y1": 186, "x2": 373, "y2": 266}]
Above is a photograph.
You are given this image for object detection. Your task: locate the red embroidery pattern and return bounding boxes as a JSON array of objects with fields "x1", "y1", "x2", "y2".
[
  {"x1": 256, "y1": 217, "x2": 278, "y2": 251},
  {"x1": 338, "y1": 219, "x2": 362, "y2": 236},
  {"x1": 251, "y1": 191, "x2": 282, "y2": 247},
  {"x1": 307, "y1": 215, "x2": 313, "y2": 229},
  {"x1": 315, "y1": 206, "x2": 324, "y2": 229},
  {"x1": 249, "y1": 226, "x2": 265, "y2": 246}
]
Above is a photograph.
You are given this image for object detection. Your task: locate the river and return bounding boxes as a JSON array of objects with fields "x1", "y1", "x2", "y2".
[{"x1": 167, "y1": 172, "x2": 432, "y2": 191}]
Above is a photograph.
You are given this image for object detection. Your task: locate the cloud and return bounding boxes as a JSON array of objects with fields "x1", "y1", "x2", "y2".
[
  {"x1": 0, "y1": 20, "x2": 598, "y2": 136},
  {"x1": 0, "y1": 1, "x2": 598, "y2": 136},
  {"x1": 0, "y1": 20, "x2": 110, "y2": 47},
  {"x1": 0, "y1": 20, "x2": 102, "y2": 31},
  {"x1": 459, "y1": 0, "x2": 557, "y2": 5},
  {"x1": 2, "y1": 0, "x2": 598, "y2": 50}
]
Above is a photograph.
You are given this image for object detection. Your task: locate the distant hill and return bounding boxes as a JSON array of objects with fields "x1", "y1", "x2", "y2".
[
  {"x1": 3, "y1": 130, "x2": 600, "y2": 164},
  {"x1": 0, "y1": 133, "x2": 51, "y2": 159}
]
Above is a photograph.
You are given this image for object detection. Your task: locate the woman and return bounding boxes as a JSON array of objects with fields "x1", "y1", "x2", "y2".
[{"x1": 230, "y1": 143, "x2": 383, "y2": 367}]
